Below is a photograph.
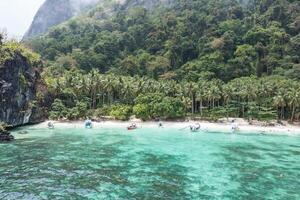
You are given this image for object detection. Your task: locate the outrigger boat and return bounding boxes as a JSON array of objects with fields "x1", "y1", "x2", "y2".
[
  {"x1": 190, "y1": 123, "x2": 201, "y2": 132},
  {"x1": 47, "y1": 121, "x2": 54, "y2": 129},
  {"x1": 85, "y1": 119, "x2": 93, "y2": 129},
  {"x1": 231, "y1": 123, "x2": 239, "y2": 132},
  {"x1": 127, "y1": 123, "x2": 137, "y2": 130}
]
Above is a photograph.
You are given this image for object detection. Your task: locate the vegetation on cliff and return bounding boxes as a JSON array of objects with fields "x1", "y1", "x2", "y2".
[
  {"x1": 0, "y1": 33, "x2": 43, "y2": 127},
  {"x1": 0, "y1": 35, "x2": 40, "y2": 66},
  {"x1": 25, "y1": 0, "x2": 300, "y2": 121},
  {"x1": 0, "y1": 122, "x2": 14, "y2": 142}
]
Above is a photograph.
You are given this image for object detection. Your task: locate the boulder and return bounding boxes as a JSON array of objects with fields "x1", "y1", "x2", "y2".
[{"x1": 0, "y1": 130, "x2": 14, "y2": 142}]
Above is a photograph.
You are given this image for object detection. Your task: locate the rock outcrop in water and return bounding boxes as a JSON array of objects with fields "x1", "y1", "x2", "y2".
[
  {"x1": 0, "y1": 130, "x2": 14, "y2": 142},
  {"x1": 0, "y1": 44, "x2": 43, "y2": 126}
]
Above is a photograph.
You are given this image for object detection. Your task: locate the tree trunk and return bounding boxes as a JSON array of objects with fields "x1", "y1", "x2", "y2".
[
  {"x1": 92, "y1": 91, "x2": 96, "y2": 109},
  {"x1": 291, "y1": 106, "x2": 295, "y2": 122},
  {"x1": 226, "y1": 102, "x2": 229, "y2": 120},
  {"x1": 102, "y1": 94, "x2": 105, "y2": 106},
  {"x1": 241, "y1": 100, "x2": 245, "y2": 118},
  {"x1": 191, "y1": 95, "x2": 195, "y2": 114},
  {"x1": 200, "y1": 99, "x2": 203, "y2": 116},
  {"x1": 281, "y1": 106, "x2": 284, "y2": 120}
]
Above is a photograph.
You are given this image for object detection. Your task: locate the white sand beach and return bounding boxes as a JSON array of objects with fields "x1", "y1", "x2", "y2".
[{"x1": 32, "y1": 118, "x2": 300, "y2": 136}]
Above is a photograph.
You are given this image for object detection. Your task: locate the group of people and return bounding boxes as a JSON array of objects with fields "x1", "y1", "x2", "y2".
[{"x1": 185, "y1": 122, "x2": 239, "y2": 133}]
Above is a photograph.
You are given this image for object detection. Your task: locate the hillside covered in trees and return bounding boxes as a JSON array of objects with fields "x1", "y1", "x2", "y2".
[{"x1": 26, "y1": 0, "x2": 300, "y2": 121}]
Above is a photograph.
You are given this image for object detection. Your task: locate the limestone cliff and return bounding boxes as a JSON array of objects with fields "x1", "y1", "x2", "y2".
[
  {"x1": 23, "y1": 0, "x2": 175, "y2": 40},
  {"x1": 0, "y1": 43, "x2": 43, "y2": 126},
  {"x1": 23, "y1": 0, "x2": 100, "y2": 40}
]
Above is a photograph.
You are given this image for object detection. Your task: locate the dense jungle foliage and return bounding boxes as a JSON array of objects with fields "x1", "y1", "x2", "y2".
[
  {"x1": 27, "y1": 0, "x2": 300, "y2": 121},
  {"x1": 0, "y1": 34, "x2": 40, "y2": 66}
]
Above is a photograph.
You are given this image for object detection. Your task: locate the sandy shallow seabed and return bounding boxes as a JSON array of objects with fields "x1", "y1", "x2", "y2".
[{"x1": 29, "y1": 120, "x2": 300, "y2": 136}]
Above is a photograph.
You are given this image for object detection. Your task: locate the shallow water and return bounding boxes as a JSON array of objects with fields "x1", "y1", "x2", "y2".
[{"x1": 0, "y1": 126, "x2": 299, "y2": 199}]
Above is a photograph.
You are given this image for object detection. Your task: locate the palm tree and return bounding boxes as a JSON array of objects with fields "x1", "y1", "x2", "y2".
[
  {"x1": 121, "y1": 78, "x2": 135, "y2": 104},
  {"x1": 222, "y1": 84, "x2": 233, "y2": 119},
  {"x1": 197, "y1": 80, "x2": 206, "y2": 116},
  {"x1": 184, "y1": 82, "x2": 197, "y2": 114},
  {"x1": 287, "y1": 87, "x2": 300, "y2": 121},
  {"x1": 273, "y1": 92, "x2": 286, "y2": 120},
  {"x1": 103, "y1": 75, "x2": 116, "y2": 105}
]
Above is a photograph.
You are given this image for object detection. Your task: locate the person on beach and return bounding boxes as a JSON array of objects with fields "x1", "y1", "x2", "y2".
[{"x1": 159, "y1": 122, "x2": 163, "y2": 128}]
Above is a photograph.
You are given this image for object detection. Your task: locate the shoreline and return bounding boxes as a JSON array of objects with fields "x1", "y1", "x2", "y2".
[{"x1": 26, "y1": 118, "x2": 300, "y2": 136}]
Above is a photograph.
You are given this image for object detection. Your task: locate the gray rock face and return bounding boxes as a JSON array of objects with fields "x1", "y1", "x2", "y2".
[
  {"x1": 23, "y1": 0, "x2": 175, "y2": 40},
  {"x1": 23, "y1": 0, "x2": 100, "y2": 40},
  {"x1": 0, "y1": 53, "x2": 41, "y2": 126},
  {"x1": 23, "y1": 0, "x2": 73, "y2": 40}
]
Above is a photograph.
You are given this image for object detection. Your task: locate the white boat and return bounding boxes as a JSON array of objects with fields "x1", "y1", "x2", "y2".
[
  {"x1": 190, "y1": 123, "x2": 201, "y2": 132},
  {"x1": 231, "y1": 123, "x2": 239, "y2": 132}
]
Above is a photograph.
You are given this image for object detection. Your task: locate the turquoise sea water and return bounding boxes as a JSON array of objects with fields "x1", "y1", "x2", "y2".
[{"x1": 0, "y1": 126, "x2": 299, "y2": 199}]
